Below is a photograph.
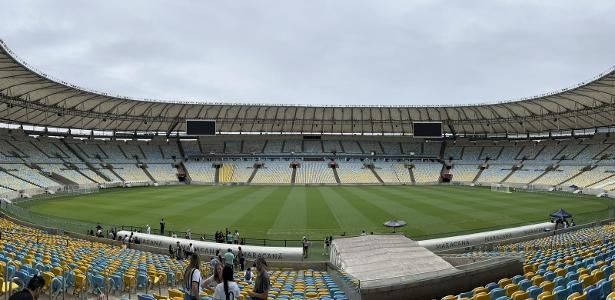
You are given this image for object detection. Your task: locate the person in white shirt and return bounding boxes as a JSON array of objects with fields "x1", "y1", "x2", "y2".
[
  {"x1": 212, "y1": 265, "x2": 240, "y2": 300},
  {"x1": 146, "y1": 224, "x2": 151, "y2": 235},
  {"x1": 183, "y1": 254, "x2": 201, "y2": 300}
]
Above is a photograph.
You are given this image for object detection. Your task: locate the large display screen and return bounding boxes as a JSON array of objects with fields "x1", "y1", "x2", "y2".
[
  {"x1": 413, "y1": 122, "x2": 442, "y2": 138},
  {"x1": 186, "y1": 120, "x2": 216, "y2": 135}
]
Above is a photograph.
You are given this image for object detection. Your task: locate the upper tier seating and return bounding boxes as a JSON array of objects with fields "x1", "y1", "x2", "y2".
[
  {"x1": 532, "y1": 166, "x2": 584, "y2": 186},
  {"x1": 242, "y1": 141, "x2": 265, "y2": 153},
  {"x1": 303, "y1": 141, "x2": 323, "y2": 154},
  {"x1": 322, "y1": 140, "x2": 343, "y2": 153},
  {"x1": 340, "y1": 141, "x2": 362, "y2": 154},
  {"x1": 224, "y1": 141, "x2": 242, "y2": 154}
]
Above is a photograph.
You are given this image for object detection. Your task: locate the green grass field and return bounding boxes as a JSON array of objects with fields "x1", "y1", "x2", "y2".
[{"x1": 19, "y1": 185, "x2": 614, "y2": 242}]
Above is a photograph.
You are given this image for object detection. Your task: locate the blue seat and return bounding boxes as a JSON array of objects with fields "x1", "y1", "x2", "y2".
[
  {"x1": 486, "y1": 282, "x2": 499, "y2": 291},
  {"x1": 518, "y1": 279, "x2": 531, "y2": 292},
  {"x1": 495, "y1": 297, "x2": 511, "y2": 300},
  {"x1": 586, "y1": 286, "x2": 601, "y2": 300},
  {"x1": 137, "y1": 295, "x2": 155, "y2": 300},
  {"x1": 489, "y1": 288, "x2": 505, "y2": 300},
  {"x1": 554, "y1": 287, "x2": 570, "y2": 300},
  {"x1": 599, "y1": 279, "x2": 613, "y2": 299},
  {"x1": 527, "y1": 286, "x2": 542, "y2": 299},
  {"x1": 512, "y1": 275, "x2": 524, "y2": 284},
  {"x1": 567, "y1": 281, "x2": 582, "y2": 294},
  {"x1": 554, "y1": 276, "x2": 567, "y2": 288}
]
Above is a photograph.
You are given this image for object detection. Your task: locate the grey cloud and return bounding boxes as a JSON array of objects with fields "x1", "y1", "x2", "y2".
[{"x1": 1, "y1": 0, "x2": 614, "y2": 106}]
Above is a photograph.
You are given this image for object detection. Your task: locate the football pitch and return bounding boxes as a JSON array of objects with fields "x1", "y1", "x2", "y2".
[{"x1": 20, "y1": 185, "x2": 614, "y2": 242}]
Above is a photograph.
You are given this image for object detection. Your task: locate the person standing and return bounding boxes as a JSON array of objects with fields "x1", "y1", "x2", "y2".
[
  {"x1": 224, "y1": 249, "x2": 235, "y2": 270},
  {"x1": 160, "y1": 218, "x2": 165, "y2": 235},
  {"x1": 247, "y1": 258, "x2": 270, "y2": 300},
  {"x1": 302, "y1": 236, "x2": 310, "y2": 259},
  {"x1": 212, "y1": 266, "x2": 240, "y2": 300},
  {"x1": 9, "y1": 275, "x2": 45, "y2": 300},
  {"x1": 233, "y1": 230, "x2": 240, "y2": 244},
  {"x1": 237, "y1": 247, "x2": 245, "y2": 271},
  {"x1": 146, "y1": 224, "x2": 151, "y2": 235},
  {"x1": 183, "y1": 254, "x2": 201, "y2": 300}
]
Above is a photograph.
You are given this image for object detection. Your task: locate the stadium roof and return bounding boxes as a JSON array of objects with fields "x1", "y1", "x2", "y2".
[{"x1": 1, "y1": 39, "x2": 614, "y2": 135}]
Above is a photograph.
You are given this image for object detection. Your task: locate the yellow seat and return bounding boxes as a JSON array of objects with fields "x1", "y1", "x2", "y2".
[
  {"x1": 567, "y1": 292, "x2": 586, "y2": 300},
  {"x1": 606, "y1": 291, "x2": 615, "y2": 300},
  {"x1": 505, "y1": 284, "x2": 519, "y2": 297},
  {"x1": 0, "y1": 278, "x2": 19, "y2": 294},
  {"x1": 153, "y1": 294, "x2": 168, "y2": 300},
  {"x1": 538, "y1": 291, "x2": 554, "y2": 300},
  {"x1": 532, "y1": 275, "x2": 545, "y2": 286},
  {"x1": 473, "y1": 292, "x2": 489, "y2": 300},
  {"x1": 512, "y1": 291, "x2": 529, "y2": 300},
  {"x1": 540, "y1": 281, "x2": 555, "y2": 293},
  {"x1": 499, "y1": 278, "x2": 512, "y2": 288},
  {"x1": 168, "y1": 288, "x2": 184, "y2": 299},
  {"x1": 473, "y1": 287, "x2": 488, "y2": 295}
]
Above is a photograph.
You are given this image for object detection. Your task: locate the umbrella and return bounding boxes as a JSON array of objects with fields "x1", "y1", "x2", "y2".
[
  {"x1": 550, "y1": 208, "x2": 572, "y2": 219},
  {"x1": 383, "y1": 220, "x2": 407, "y2": 233}
]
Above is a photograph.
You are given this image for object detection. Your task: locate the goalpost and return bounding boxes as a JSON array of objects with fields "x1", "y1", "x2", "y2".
[{"x1": 491, "y1": 183, "x2": 512, "y2": 193}]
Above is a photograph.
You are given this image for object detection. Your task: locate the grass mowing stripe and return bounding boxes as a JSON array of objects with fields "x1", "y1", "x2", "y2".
[
  {"x1": 320, "y1": 187, "x2": 380, "y2": 235},
  {"x1": 231, "y1": 186, "x2": 293, "y2": 237},
  {"x1": 270, "y1": 187, "x2": 308, "y2": 236},
  {"x1": 307, "y1": 187, "x2": 341, "y2": 231}
]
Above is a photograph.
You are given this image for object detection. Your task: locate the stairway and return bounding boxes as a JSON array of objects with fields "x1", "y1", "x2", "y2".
[
  {"x1": 214, "y1": 165, "x2": 220, "y2": 184},
  {"x1": 332, "y1": 167, "x2": 341, "y2": 184},
  {"x1": 247, "y1": 167, "x2": 259, "y2": 184},
  {"x1": 108, "y1": 167, "x2": 125, "y2": 182},
  {"x1": 529, "y1": 167, "x2": 553, "y2": 185},
  {"x1": 47, "y1": 172, "x2": 78, "y2": 186},
  {"x1": 61, "y1": 139, "x2": 111, "y2": 182},
  {"x1": 291, "y1": 167, "x2": 297, "y2": 184},
  {"x1": 3, "y1": 170, "x2": 44, "y2": 188},
  {"x1": 408, "y1": 167, "x2": 416, "y2": 185},
  {"x1": 368, "y1": 166, "x2": 384, "y2": 184},
  {"x1": 178, "y1": 162, "x2": 192, "y2": 183},
  {"x1": 557, "y1": 167, "x2": 589, "y2": 186},
  {"x1": 141, "y1": 166, "x2": 157, "y2": 183},
  {"x1": 499, "y1": 168, "x2": 518, "y2": 184},
  {"x1": 74, "y1": 168, "x2": 99, "y2": 183},
  {"x1": 472, "y1": 167, "x2": 485, "y2": 183}
]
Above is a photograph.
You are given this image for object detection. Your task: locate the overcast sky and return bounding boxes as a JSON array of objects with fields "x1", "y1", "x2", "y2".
[{"x1": 1, "y1": 1, "x2": 615, "y2": 106}]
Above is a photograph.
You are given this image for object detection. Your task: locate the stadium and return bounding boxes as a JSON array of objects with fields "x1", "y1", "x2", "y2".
[{"x1": 2, "y1": 6, "x2": 615, "y2": 300}]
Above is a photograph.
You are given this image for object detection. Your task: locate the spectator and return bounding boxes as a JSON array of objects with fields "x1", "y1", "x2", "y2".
[
  {"x1": 247, "y1": 257, "x2": 270, "y2": 300},
  {"x1": 183, "y1": 253, "x2": 201, "y2": 300},
  {"x1": 224, "y1": 249, "x2": 235, "y2": 269},
  {"x1": 244, "y1": 263, "x2": 254, "y2": 283},
  {"x1": 189, "y1": 243, "x2": 195, "y2": 254},
  {"x1": 237, "y1": 247, "x2": 245, "y2": 271},
  {"x1": 233, "y1": 230, "x2": 239, "y2": 244},
  {"x1": 361, "y1": 230, "x2": 367, "y2": 236},
  {"x1": 160, "y1": 218, "x2": 165, "y2": 235},
  {"x1": 203, "y1": 263, "x2": 223, "y2": 291},
  {"x1": 186, "y1": 229, "x2": 192, "y2": 240},
  {"x1": 323, "y1": 237, "x2": 329, "y2": 256},
  {"x1": 146, "y1": 224, "x2": 151, "y2": 235},
  {"x1": 169, "y1": 244, "x2": 174, "y2": 259},
  {"x1": 9, "y1": 274, "x2": 45, "y2": 300},
  {"x1": 213, "y1": 265, "x2": 240, "y2": 300},
  {"x1": 302, "y1": 236, "x2": 310, "y2": 259},
  {"x1": 176, "y1": 241, "x2": 183, "y2": 260},
  {"x1": 96, "y1": 224, "x2": 103, "y2": 237},
  {"x1": 226, "y1": 232, "x2": 233, "y2": 244}
]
